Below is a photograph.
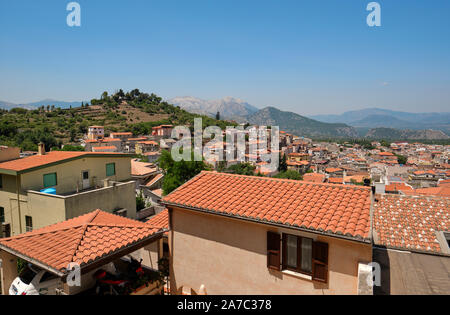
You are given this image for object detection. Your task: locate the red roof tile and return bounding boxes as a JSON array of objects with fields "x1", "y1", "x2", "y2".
[
  {"x1": 385, "y1": 183, "x2": 413, "y2": 193},
  {"x1": 373, "y1": 195, "x2": 450, "y2": 253},
  {"x1": 146, "y1": 209, "x2": 169, "y2": 230},
  {"x1": 325, "y1": 168, "x2": 343, "y2": 173},
  {"x1": 0, "y1": 210, "x2": 164, "y2": 273},
  {"x1": 405, "y1": 186, "x2": 450, "y2": 197},
  {"x1": 131, "y1": 160, "x2": 157, "y2": 176},
  {"x1": 379, "y1": 152, "x2": 395, "y2": 156},
  {"x1": 328, "y1": 177, "x2": 344, "y2": 184},
  {"x1": 303, "y1": 173, "x2": 326, "y2": 183},
  {"x1": 145, "y1": 173, "x2": 164, "y2": 187},
  {"x1": 92, "y1": 146, "x2": 117, "y2": 151},
  {"x1": 0, "y1": 151, "x2": 128, "y2": 173},
  {"x1": 163, "y1": 171, "x2": 372, "y2": 240}
]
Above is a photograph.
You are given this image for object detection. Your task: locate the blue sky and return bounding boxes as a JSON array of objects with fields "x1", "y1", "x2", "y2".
[{"x1": 0, "y1": 0, "x2": 449, "y2": 115}]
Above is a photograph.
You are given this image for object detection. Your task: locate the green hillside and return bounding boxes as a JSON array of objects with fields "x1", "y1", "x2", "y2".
[
  {"x1": 247, "y1": 107, "x2": 358, "y2": 138},
  {"x1": 0, "y1": 89, "x2": 230, "y2": 151}
]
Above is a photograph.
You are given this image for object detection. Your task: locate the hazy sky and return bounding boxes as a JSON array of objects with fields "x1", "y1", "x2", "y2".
[{"x1": 0, "y1": 0, "x2": 449, "y2": 115}]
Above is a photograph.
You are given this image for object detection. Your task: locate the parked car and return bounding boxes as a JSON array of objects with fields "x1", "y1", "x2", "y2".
[{"x1": 9, "y1": 264, "x2": 61, "y2": 295}]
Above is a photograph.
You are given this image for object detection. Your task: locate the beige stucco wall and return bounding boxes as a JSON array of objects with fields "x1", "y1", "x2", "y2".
[
  {"x1": 0, "y1": 147, "x2": 20, "y2": 163},
  {"x1": 0, "y1": 174, "x2": 26, "y2": 236},
  {"x1": 20, "y1": 156, "x2": 131, "y2": 194},
  {"x1": 24, "y1": 181, "x2": 137, "y2": 232},
  {"x1": 0, "y1": 156, "x2": 134, "y2": 236},
  {"x1": 131, "y1": 240, "x2": 161, "y2": 271},
  {"x1": 170, "y1": 207, "x2": 372, "y2": 295},
  {"x1": 0, "y1": 250, "x2": 18, "y2": 295}
]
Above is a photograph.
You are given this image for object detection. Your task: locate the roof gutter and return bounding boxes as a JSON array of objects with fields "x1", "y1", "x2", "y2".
[
  {"x1": 66, "y1": 229, "x2": 168, "y2": 277},
  {"x1": 0, "y1": 229, "x2": 167, "y2": 278},
  {"x1": 0, "y1": 244, "x2": 65, "y2": 277},
  {"x1": 162, "y1": 201, "x2": 371, "y2": 245},
  {"x1": 0, "y1": 153, "x2": 135, "y2": 176}
]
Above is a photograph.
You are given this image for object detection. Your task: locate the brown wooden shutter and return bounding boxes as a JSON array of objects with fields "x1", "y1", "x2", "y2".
[
  {"x1": 312, "y1": 241, "x2": 328, "y2": 282},
  {"x1": 267, "y1": 232, "x2": 281, "y2": 271},
  {"x1": 282, "y1": 234, "x2": 287, "y2": 270}
]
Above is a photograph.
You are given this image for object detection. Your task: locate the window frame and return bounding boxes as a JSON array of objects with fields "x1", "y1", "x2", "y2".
[
  {"x1": 43, "y1": 172, "x2": 57, "y2": 188},
  {"x1": 282, "y1": 233, "x2": 313, "y2": 276},
  {"x1": 0, "y1": 206, "x2": 5, "y2": 223},
  {"x1": 106, "y1": 163, "x2": 116, "y2": 177},
  {"x1": 25, "y1": 215, "x2": 33, "y2": 232},
  {"x1": 0, "y1": 174, "x2": 3, "y2": 189}
]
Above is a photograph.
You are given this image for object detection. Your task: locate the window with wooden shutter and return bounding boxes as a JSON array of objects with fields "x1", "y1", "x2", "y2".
[
  {"x1": 267, "y1": 232, "x2": 281, "y2": 271},
  {"x1": 312, "y1": 241, "x2": 329, "y2": 283},
  {"x1": 43, "y1": 173, "x2": 57, "y2": 188},
  {"x1": 106, "y1": 163, "x2": 116, "y2": 177}
]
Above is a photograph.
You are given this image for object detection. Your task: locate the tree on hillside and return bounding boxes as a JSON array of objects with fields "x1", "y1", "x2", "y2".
[
  {"x1": 58, "y1": 145, "x2": 84, "y2": 152},
  {"x1": 158, "y1": 150, "x2": 210, "y2": 195},
  {"x1": 216, "y1": 111, "x2": 220, "y2": 121},
  {"x1": 395, "y1": 154, "x2": 407, "y2": 165},
  {"x1": 279, "y1": 153, "x2": 287, "y2": 172},
  {"x1": 225, "y1": 163, "x2": 256, "y2": 176},
  {"x1": 273, "y1": 170, "x2": 303, "y2": 180}
]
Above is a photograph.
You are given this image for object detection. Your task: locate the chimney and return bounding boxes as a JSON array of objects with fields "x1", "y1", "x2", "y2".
[{"x1": 38, "y1": 143, "x2": 46, "y2": 156}]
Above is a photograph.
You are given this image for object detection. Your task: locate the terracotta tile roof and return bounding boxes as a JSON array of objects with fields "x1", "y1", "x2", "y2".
[
  {"x1": 344, "y1": 175, "x2": 368, "y2": 184},
  {"x1": 151, "y1": 189, "x2": 163, "y2": 198},
  {"x1": 131, "y1": 160, "x2": 157, "y2": 176},
  {"x1": 287, "y1": 160, "x2": 309, "y2": 166},
  {"x1": 373, "y1": 195, "x2": 450, "y2": 253},
  {"x1": 138, "y1": 141, "x2": 158, "y2": 146},
  {"x1": 163, "y1": 171, "x2": 372, "y2": 240},
  {"x1": 385, "y1": 183, "x2": 413, "y2": 193},
  {"x1": 303, "y1": 173, "x2": 325, "y2": 183},
  {"x1": 405, "y1": 186, "x2": 450, "y2": 197},
  {"x1": 145, "y1": 173, "x2": 164, "y2": 187},
  {"x1": 92, "y1": 146, "x2": 117, "y2": 151},
  {"x1": 0, "y1": 210, "x2": 164, "y2": 273},
  {"x1": 328, "y1": 177, "x2": 344, "y2": 184},
  {"x1": 146, "y1": 209, "x2": 169, "y2": 230},
  {"x1": 325, "y1": 167, "x2": 343, "y2": 173},
  {"x1": 0, "y1": 151, "x2": 129, "y2": 173},
  {"x1": 102, "y1": 138, "x2": 122, "y2": 142}
]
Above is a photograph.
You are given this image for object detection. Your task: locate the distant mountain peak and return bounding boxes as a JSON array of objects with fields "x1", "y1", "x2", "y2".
[
  {"x1": 0, "y1": 99, "x2": 85, "y2": 110},
  {"x1": 168, "y1": 96, "x2": 259, "y2": 121}
]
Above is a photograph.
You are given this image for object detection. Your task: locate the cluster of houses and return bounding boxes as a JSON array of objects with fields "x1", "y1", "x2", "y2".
[
  {"x1": 0, "y1": 127, "x2": 448, "y2": 295},
  {"x1": 82, "y1": 125, "x2": 174, "y2": 162}
]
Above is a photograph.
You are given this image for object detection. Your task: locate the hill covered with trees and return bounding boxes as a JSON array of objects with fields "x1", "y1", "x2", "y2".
[{"x1": 0, "y1": 89, "x2": 230, "y2": 151}]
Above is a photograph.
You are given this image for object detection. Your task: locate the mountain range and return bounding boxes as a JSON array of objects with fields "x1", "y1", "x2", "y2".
[
  {"x1": 246, "y1": 107, "x2": 358, "y2": 138},
  {"x1": 2, "y1": 95, "x2": 449, "y2": 140},
  {"x1": 170, "y1": 97, "x2": 449, "y2": 139},
  {"x1": 0, "y1": 99, "x2": 84, "y2": 110},
  {"x1": 310, "y1": 108, "x2": 450, "y2": 135},
  {"x1": 169, "y1": 96, "x2": 259, "y2": 121}
]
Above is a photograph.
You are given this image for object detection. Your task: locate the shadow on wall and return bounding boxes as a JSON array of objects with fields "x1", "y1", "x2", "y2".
[{"x1": 372, "y1": 247, "x2": 391, "y2": 295}]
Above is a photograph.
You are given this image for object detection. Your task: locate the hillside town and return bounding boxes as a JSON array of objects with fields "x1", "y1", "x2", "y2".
[
  {"x1": 1, "y1": 0, "x2": 449, "y2": 301},
  {"x1": 0, "y1": 121, "x2": 448, "y2": 295}
]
